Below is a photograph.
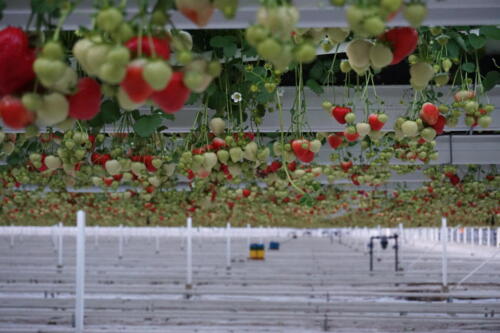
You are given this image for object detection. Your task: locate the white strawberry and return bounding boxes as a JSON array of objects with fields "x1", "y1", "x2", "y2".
[
  {"x1": 346, "y1": 39, "x2": 373, "y2": 68},
  {"x1": 229, "y1": 147, "x2": 243, "y2": 163},
  {"x1": 203, "y1": 152, "x2": 218, "y2": 170},
  {"x1": 244, "y1": 142, "x2": 258, "y2": 161},
  {"x1": 209, "y1": 117, "x2": 226, "y2": 136},
  {"x1": 309, "y1": 139, "x2": 322, "y2": 153},
  {"x1": 105, "y1": 159, "x2": 122, "y2": 175},
  {"x1": 369, "y1": 43, "x2": 393, "y2": 69},
  {"x1": 45, "y1": 155, "x2": 62, "y2": 170},
  {"x1": 401, "y1": 120, "x2": 419, "y2": 137},
  {"x1": 217, "y1": 150, "x2": 229, "y2": 164},
  {"x1": 356, "y1": 122, "x2": 371, "y2": 138}
]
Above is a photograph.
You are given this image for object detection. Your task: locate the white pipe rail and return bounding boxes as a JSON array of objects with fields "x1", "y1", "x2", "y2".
[
  {"x1": 57, "y1": 222, "x2": 63, "y2": 269},
  {"x1": 226, "y1": 222, "x2": 231, "y2": 270},
  {"x1": 75, "y1": 211, "x2": 85, "y2": 333},
  {"x1": 186, "y1": 217, "x2": 193, "y2": 289},
  {"x1": 441, "y1": 218, "x2": 448, "y2": 291},
  {"x1": 118, "y1": 224, "x2": 123, "y2": 260}
]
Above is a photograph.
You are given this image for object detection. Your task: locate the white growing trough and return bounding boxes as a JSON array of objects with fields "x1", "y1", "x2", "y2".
[{"x1": 1, "y1": 219, "x2": 500, "y2": 333}]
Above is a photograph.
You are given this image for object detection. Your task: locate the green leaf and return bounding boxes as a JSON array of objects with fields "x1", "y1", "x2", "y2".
[
  {"x1": 100, "y1": 100, "x2": 121, "y2": 123},
  {"x1": 480, "y1": 26, "x2": 500, "y2": 40},
  {"x1": 469, "y1": 34, "x2": 486, "y2": 50},
  {"x1": 133, "y1": 115, "x2": 163, "y2": 137},
  {"x1": 0, "y1": 0, "x2": 5, "y2": 20},
  {"x1": 445, "y1": 40, "x2": 460, "y2": 59},
  {"x1": 306, "y1": 79, "x2": 324, "y2": 95},
  {"x1": 161, "y1": 113, "x2": 175, "y2": 121},
  {"x1": 461, "y1": 62, "x2": 475, "y2": 73},
  {"x1": 209, "y1": 35, "x2": 237, "y2": 48},
  {"x1": 483, "y1": 71, "x2": 500, "y2": 92},
  {"x1": 223, "y1": 43, "x2": 237, "y2": 58}
]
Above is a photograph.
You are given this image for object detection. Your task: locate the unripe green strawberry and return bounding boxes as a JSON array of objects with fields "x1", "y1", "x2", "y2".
[
  {"x1": 42, "y1": 41, "x2": 65, "y2": 60},
  {"x1": 403, "y1": 3, "x2": 428, "y2": 27},
  {"x1": 107, "y1": 46, "x2": 130, "y2": 66},
  {"x1": 51, "y1": 66, "x2": 78, "y2": 94},
  {"x1": 151, "y1": 158, "x2": 163, "y2": 169},
  {"x1": 203, "y1": 152, "x2": 218, "y2": 170},
  {"x1": 96, "y1": 8, "x2": 123, "y2": 33},
  {"x1": 217, "y1": 150, "x2": 229, "y2": 164},
  {"x1": 170, "y1": 30, "x2": 193, "y2": 51},
  {"x1": 340, "y1": 60, "x2": 351, "y2": 73},
  {"x1": 208, "y1": 61, "x2": 222, "y2": 77},
  {"x1": 131, "y1": 161, "x2": 146, "y2": 174},
  {"x1": 421, "y1": 127, "x2": 436, "y2": 141},
  {"x1": 442, "y1": 58, "x2": 452, "y2": 72},
  {"x1": 245, "y1": 25, "x2": 268, "y2": 47},
  {"x1": 143, "y1": 61, "x2": 173, "y2": 91},
  {"x1": 478, "y1": 116, "x2": 492, "y2": 128},
  {"x1": 257, "y1": 39, "x2": 282, "y2": 60},
  {"x1": 257, "y1": 147, "x2": 270, "y2": 162},
  {"x1": 0, "y1": 131, "x2": 5, "y2": 144},
  {"x1": 117, "y1": 87, "x2": 142, "y2": 111},
  {"x1": 85, "y1": 44, "x2": 111, "y2": 76},
  {"x1": 434, "y1": 73, "x2": 449, "y2": 87},
  {"x1": 111, "y1": 23, "x2": 134, "y2": 42},
  {"x1": 465, "y1": 116, "x2": 475, "y2": 127},
  {"x1": 244, "y1": 142, "x2": 258, "y2": 161},
  {"x1": 369, "y1": 43, "x2": 393, "y2": 69},
  {"x1": 345, "y1": 112, "x2": 356, "y2": 123},
  {"x1": 326, "y1": 28, "x2": 350, "y2": 44},
  {"x1": 22, "y1": 93, "x2": 42, "y2": 111},
  {"x1": 294, "y1": 43, "x2": 316, "y2": 64},
  {"x1": 362, "y1": 16, "x2": 385, "y2": 37},
  {"x1": 148, "y1": 176, "x2": 161, "y2": 187},
  {"x1": 381, "y1": 0, "x2": 402, "y2": 12},
  {"x1": 37, "y1": 93, "x2": 69, "y2": 126},
  {"x1": 34, "y1": 58, "x2": 66, "y2": 85},
  {"x1": 177, "y1": 51, "x2": 193, "y2": 65},
  {"x1": 346, "y1": 39, "x2": 373, "y2": 68},
  {"x1": 29, "y1": 153, "x2": 41, "y2": 163},
  {"x1": 72, "y1": 39, "x2": 94, "y2": 70},
  {"x1": 322, "y1": 101, "x2": 333, "y2": 112},
  {"x1": 99, "y1": 62, "x2": 126, "y2": 84}
]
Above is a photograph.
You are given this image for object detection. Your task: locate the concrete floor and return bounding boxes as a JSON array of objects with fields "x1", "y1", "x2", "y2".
[{"x1": 0, "y1": 230, "x2": 499, "y2": 332}]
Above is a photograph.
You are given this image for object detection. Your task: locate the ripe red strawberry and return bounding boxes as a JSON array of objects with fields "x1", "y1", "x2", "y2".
[
  {"x1": 175, "y1": 0, "x2": 215, "y2": 27},
  {"x1": 270, "y1": 160, "x2": 282, "y2": 172},
  {"x1": 0, "y1": 95, "x2": 34, "y2": 129},
  {"x1": 340, "y1": 161, "x2": 353, "y2": 172},
  {"x1": 331, "y1": 106, "x2": 351, "y2": 124},
  {"x1": 68, "y1": 78, "x2": 102, "y2": 120},
  {"x1": 432, "y1": 115, "x2": 446, "y2": 135},
  {"x1": 299, "y1": 150, "x2": 315, "y2": 163},
  {"x1": 420, "y1": 102, "x2": 439, "y2": 125},
  {"x1": 292, "y1": 139, "x2": 310, "y2": 159},
  {"x1": 242, "y1": 189, "x2": 251, "y2": 198},
  {"x1": 450, "y1": 175, "x2": 460, "y2": 186},
  {"x1": 351, "y1": 174, "x2": 360, "y2": 186},
  {"x1": 125, "y1": 36, "x2": 170, "y2": 60},
  {"x1": 143, "y1": 155, "x2": 157, "y2": 172},
  {"x1": 0, "y1": 27, "x2": 36, "y2": 97},
  {"x1": 120, "y1": 60, "x2": 154, "y2": 103},
  {"x1": 343, "y1": 130, "x2": 359, "y2": 142},
  {"x1": 103, "y1": 177, "x2": 113, "y2": 186},
  {"x1": 211, "y1": 137, "x2": 226, "y2": 150},
  {"x1": 287, "y1": 161, "x2": 297, "y2": 171},
  {"x1": 382, "y1": 27, "x2": 418, "y2": 65},
  {"x1": 327, "y1": 133, "x2": 343, "y2": 149},
  {"x1": 151, "y1": 72, "x2": 190, "y2": 114},
  {"x1": 368, "y1": 114, "x2": 385, "y2": 131}
]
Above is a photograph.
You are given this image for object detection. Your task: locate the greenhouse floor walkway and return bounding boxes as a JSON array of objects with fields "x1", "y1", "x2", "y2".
[{"x1": 0, "y1": 228, "x2": 499, "y2": 333}]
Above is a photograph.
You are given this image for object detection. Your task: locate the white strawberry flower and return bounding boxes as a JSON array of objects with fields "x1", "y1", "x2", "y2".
[{"x1": 231, "y1": 92, "x2": 242, "y2": 103}]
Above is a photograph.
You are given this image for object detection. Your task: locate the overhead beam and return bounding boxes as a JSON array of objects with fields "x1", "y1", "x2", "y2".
[{"x1": 1, "y1": 0, "x2": 500, "y2": 30}]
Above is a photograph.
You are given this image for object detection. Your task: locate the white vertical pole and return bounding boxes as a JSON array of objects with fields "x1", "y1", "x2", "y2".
[
  {"x1": 497, "y1": 228, "x2": 500, "y2": 248},
  {"x1": 9, "y1": 225, "x2": 14, "y2": 248},
  {"x1": 75, "y1": 211, "x2": 85, "y2": 333},
  {"x1": 478, "y1": 228, "x2": 483, "y2": 246},
  {"x1": 186, "y1": 217, "x2": 192, "y2": 289},
  {"x1": 118, "y1": 224, "x2": 123, "y2": 260},
  {"x1": 94, "y1": 226, "x2": 98, "y2": 248},
  {"x1": 226, "y1": 222, "x2": 231, "y2": 270},
  {"x1": 51, "y1": 225, "x2": 57, "y2": 252},
  {"x1": 486, "y1": 228, "x2": 491, "y2": 247},
  {"x1": 441, "y1": 217, "x2": 448, "y2": 291},
  {"x1": 57, "y1": 222, "x2": 63, "y2": 268},
  {"x1": 398, "y1": 223, "x2": 404, "y2": 243},
  {"x1": 259, "y1": 226, "x2": 264, "y2": 244},
  {"x1": 246, "y1": 224, "x2": 251, "y2": 250},
  {"x1": 155, "y1": 226, "x2": 160, "y2": 254}
]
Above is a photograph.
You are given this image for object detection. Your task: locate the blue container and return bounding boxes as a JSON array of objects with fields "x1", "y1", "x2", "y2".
[{"x1": 269, "y1": 241, "x2": 280, "y2": 250}]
